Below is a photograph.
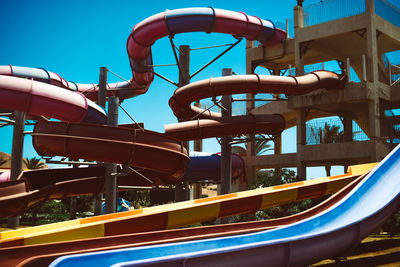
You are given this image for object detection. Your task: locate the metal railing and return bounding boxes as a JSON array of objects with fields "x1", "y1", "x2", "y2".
[
  {"x1": 375, "y1": 0, "x2": 400, "y2": 27},
  {"x1": 306, "y1": 117, "x2": 369, "y2": 145},
  {"x1": 303, "y1": 0, "x2": 366, "y2": 27}
]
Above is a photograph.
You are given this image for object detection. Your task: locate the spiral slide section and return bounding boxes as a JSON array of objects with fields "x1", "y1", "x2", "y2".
[
  {"x1": 0, "y1": 8, "x2": 286, "y2": 101},
  {"x1": 48, "y1": 145, "x2": 400, "y2": 267},
  {"x1": 0, "y1": 171, "x2": 369, "y2": 267}
]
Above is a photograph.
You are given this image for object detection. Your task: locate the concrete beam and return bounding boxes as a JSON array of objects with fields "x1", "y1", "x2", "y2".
[
  {"x1": 295, "y1": 13, "x2": 369, "y2": 43},
  {"x1": 374, "y1": 11, "x2": 400, "y2": 44},
  {"x1": 301, "y1": 140, "x2": 388, "y2": 163}
]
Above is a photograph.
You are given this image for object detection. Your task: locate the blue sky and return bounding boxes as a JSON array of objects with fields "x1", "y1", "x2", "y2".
[{"x1": 0, "y1": 0, "x2": 399, "y2": 179}]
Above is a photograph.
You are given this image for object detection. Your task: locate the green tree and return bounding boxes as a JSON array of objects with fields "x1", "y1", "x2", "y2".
[
  {"x1": 254, "y1": 135, "x2": 273, "y2": 155},
  {"x1": 250, "y1": 168, "x2": 297, "y2": 189},
  {"x1": 23, "y1": 157, "x2": 46, "y2": 169}
]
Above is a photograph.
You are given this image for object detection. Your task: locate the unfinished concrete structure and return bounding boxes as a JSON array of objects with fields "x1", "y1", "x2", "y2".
[{"x1": 244, "y1": 0, "x2": 400, "y2": 182}]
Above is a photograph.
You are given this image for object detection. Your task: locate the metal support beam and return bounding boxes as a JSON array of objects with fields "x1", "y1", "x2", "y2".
[
  {"x1": 193, "y1": 101, "x2": 203, "y2": 199},
  {"x1": 220, "y1": 68, "x2": 232, "y2": 196},
  {"x1": 97, "y1": 67, "x2": 107, "y2": 108},
  {"x1": 175, "y1": 45, "x2": 190, "y2": 202},
  {"x1": 7, "y1": 111, "x2": 25, "y2": 228},
  {"x1": 94, "y1": 67, "x2": 108, "y2": 216},
  {"x1": 105, "y1": 96, "x2": 119, "y2": 214}
]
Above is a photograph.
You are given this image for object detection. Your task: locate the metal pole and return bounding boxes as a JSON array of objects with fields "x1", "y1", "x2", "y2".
[
  {"x1": 105, "y1": 96, "x2": 119, "y2": 214},
  {"x1": 289, "y1": 64, "x2": 292, "y2": 76},
  {"x1": 220, "y1": 68, "x2": 232, "y2": 196},
  {"x1": 98, "y1": 67, "x2": 107, "y2": 108},
  {"x1": 388, "y1": 60, "x2": 392, "y2": 85},
  {"x1": 175, "y1": 45, "x2": 190, "y2": 202},
  {"x1": 94, "y1": 67, "x2": 108, "y2": 215},
  {"x1": 193, "y1": 101, "x2": 203, "y2": 199},
  {"x1": 7, "y1": 111, "x2": 25, "y2": 228},
  {"x1": 362, "y1": 54, "x2": 367, "y2": 82}
]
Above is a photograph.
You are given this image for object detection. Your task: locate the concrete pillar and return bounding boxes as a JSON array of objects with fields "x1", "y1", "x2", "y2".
[
  {"x1": 294, "y1": 5, "x2": 304, "y2": 30},
  {"x1": 220, "y1": 68, "x2": 232, "y2": 196},
  {"x1": 296, "y1": 109, "x2": 306, "y2": 180},
  {"x1": 369, "y1": 99, "x2": 381, "y2": 140},
  {"x1": 294, "y1": 4, "x2": 305, "y2": 76},
  {"x1": 343, "y1": 115, "x2": 353, "y2": 142},
  {"x1": 295, "y1": 42, "x2": 305, "y2": 76},
  {"x1": 366, "y1": 0, "x2": 378, "y2": 85},
  {"x1": 175, "y1": 45, "x2": 190, "y2": 202},
  {"x1": 7, "y1": 111, "x2": 25, "y2": 228}
]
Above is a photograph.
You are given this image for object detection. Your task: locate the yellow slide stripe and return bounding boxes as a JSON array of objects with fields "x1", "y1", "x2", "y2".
[{"x1": 0, "y1": 162, "x2": 376, "y2": 246}]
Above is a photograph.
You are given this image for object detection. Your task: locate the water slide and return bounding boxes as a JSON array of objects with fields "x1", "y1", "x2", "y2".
[
  {"x1": 47, "y1": 145, "x2": 400, "y2": 267},
  {"x1": 0, "y1": 7, "x2": 355, "y2": 265},
  {"x1": 0, "y1": 152, "x2": 244, "y2": 219},
  {"x1": 0, "y1": 162, "x2": 373, "y2": 250},
  {"x1": 0, "y1": 8, "x2": 343, "y2": 214},
  {"x1": 0, "y1": 170, "x2": 371, "y2": 267}
]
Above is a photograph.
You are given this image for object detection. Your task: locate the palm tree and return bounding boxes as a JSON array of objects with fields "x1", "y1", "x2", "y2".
[
  {"x1": 23, "y1": 157, "x2": 46, "y2": 169},
  {"x1": 254, "y1": 135, "x2": 273, "y2": 155},
  {"x1": 321, "y1": 123, "x2": 343, "y2": 176}
]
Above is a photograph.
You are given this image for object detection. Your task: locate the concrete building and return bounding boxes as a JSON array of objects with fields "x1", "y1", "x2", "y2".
[{"x1": 244, "y1": 0, "x2": 400, "y2": 183}]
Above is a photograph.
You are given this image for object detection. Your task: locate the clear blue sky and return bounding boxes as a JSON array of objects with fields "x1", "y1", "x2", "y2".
[{"x1": 0, "y1": 0, "x2": 399, "y2": 179}]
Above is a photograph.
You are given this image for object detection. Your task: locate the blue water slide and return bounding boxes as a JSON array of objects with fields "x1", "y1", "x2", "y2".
[
  {"x1": 182, "y1": 152, "x2": 244, "y2": 182},
  {"x1": 49, "y1": 144, "x2": 400, "y2": 267}
]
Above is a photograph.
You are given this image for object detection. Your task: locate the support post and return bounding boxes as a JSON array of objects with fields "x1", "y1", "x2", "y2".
[
  {"x1": 346, "y1": 58, "x2": 351, "y2": 82},
  {"x1": 94, "y1": 67, "x2": 108, "y2": 215},
  {"x1": 8, "y1": 111, "x2": 25, "y2": 228},
  {"x1": 193, "y1": 101, "x2": 203, "y2": 199},
  {"x1": 175, "y1": 45, "x2": 190, "y2": 202},
  {"x1": 296, "y1": 109, "x2": 306, "y2": 180},
  {"x1": 366, "y1": 0, "x2": 378, "y2": 85},
  {"x1": 362, "y1": 54, "x2": 367, "y2": 82},
  {"x1": 294, "y1": 4, "x2": 305, "y2": 76},
  {"x1": 343, "y1": 115, "x2": 353, "y2": 142},
  {"x1": 105, "y1": 96, "x2": 119, "y2": 214},
  {"x1": 98, "y1": 67, "x2": 107, "y2": 108},
  {"x1": 220, "y1": 68, "x2": 232, "y2": 196}
]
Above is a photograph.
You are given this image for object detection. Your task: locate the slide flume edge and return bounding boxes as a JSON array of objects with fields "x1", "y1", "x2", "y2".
[
  {"x1": 0, "y1": 162, "x2": 375, "y2": 249},
  {"x1": 0, "y1": 170, "x2": 370, "y2": 267},
  {"x1": 48, "y1": 146, "x2": 400, "y2": 267}
]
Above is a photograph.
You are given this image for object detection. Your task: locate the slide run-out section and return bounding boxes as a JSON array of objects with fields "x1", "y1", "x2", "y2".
[
  {"x1": 48, "y1": 146, "x2": 400, "y2": 267},
  {"x1": 0, "y1": 169, "x2": 371, "y2": 267},
  {"x1": 0, "y1": 162, "x2": 374, "y2": 249}
]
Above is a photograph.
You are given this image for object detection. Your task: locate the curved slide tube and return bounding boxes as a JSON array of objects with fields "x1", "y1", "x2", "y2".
[
  {"x1": 0, "y1": 163, "x2": 374, "y2": 248},
  {"x1": 168, "y1": 70, "x2": 346, "y2": 120},
  {"x1": 0, "y1": 75, "x2": 107, "y2": 124},
  {"x1": 0, "y1": 8, "x2": 286, "y2": 100},
  {"x1": 0, "y1": 166, "x2": 170, "y2": 219},
  {"x1": 183, "y1": 153, "x2": 244, "y2": 182},
  {"x1": 49, "y1": 146, "x2": 400, "y2": 267},
  {"x1": 32, "y1": 121, "x2": 189, "y2": 183},
  {"x1": 0, "y1": 151, "x2": 244, "y2": 219},
  {"x1": 1, "y1": 172, "x2": 368, "y2": 267},
  {"x1": 0, "y1": 65, "x2": 132, "y2": 102},
  {"x1": 126, "y1": 7, "x2": 286, "y2": 95}
]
